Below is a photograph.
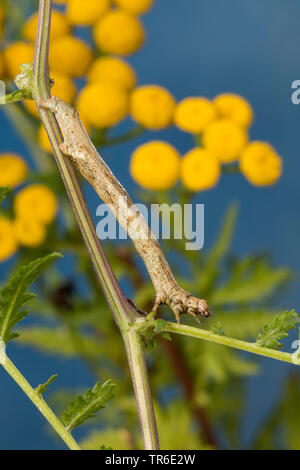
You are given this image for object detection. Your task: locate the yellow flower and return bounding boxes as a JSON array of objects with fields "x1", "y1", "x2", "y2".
[
  {"x1": 77, "y1": 81, "x2": 128, "y2": 128},
  {"x1": 0, "y1": 51, "x2": 5, "y2": 77},
  {"x1": 130, "y1": 141, "x2": 180, "y2": 190},
  {"x1": 14, "y1": 184, "x2": 58, "y2": 225},
  {"x1": 93, "y1": 9, "x2": 145, "y2": 56},
  {"x1": 25, "y1": 71, "x2": 77, "y2": 119},
  {"x1": 130, "y1": 85, "x2": 175, "y2": 130},
  {"x1": 38, "y1": 125, "x2": 52, "y2": 153},
  {"x1": 240, "y1": 142, "x2": 282, "y2": 186},
  {"x1": 0, "y1": 153, "x2": 28, "y2": 187},
  {"x1": 3, "y1": 42, "x2": 35, "y2": 80},
  {"x1": 67, "y1": 0, "x2": 110, "y2": 26},
  {"x1": 23, "y1": 10, "x2": 71, "y2": 42},
  {"x1": 114, "y1": 0, "x2": 153, "y2": 15},
  {"x1": 203, "y1": 119, "x2": 248, "y2": 163},
  {"x1": 14, "y1": 218, "x2": 47, "y2": 248},
  {"x1": 87, "y1": 56, "x2": 136, "y2": 92},
  {"x1": 181, "y1": 148, "x2": 220, "y2": 192},
  {"x1": 49, "y1": 35, "x2": 93, "y2": 77},
  {"x1": 0, "y1": 217, "x2": 18, "y2": 262},
  {"x1": 174, "y1": 97, "x2": 217, "y2": 134},
  {"x1": 214, "y1": 93, "x2": 253, "y2": 128}
]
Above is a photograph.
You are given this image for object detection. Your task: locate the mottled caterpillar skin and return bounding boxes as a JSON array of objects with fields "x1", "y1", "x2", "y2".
[{"x1": 40, "y1": 96, "x2": 210, "y2": 323}]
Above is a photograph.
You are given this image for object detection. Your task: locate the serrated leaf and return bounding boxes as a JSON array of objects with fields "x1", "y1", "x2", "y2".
[
  {"x1": 35, "y1": 374, "x2": 57, "y2": 396},
  {"x1": 211, "y1": 321, "x2": 225, "y2": 336},
  {"x1": 0, "y1": 253, "x2": 62, "y2": 344},
  {"x1": 256, "y1": 310, "x2": 300, "y2": 350},
  {"x1": 61, "y1": 380, "x2": 115, "y2": 431}
]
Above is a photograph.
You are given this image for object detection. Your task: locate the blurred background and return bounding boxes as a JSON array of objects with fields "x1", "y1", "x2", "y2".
[{"x1": 0, "y1": 0, "x2": 299, "y2": 450}]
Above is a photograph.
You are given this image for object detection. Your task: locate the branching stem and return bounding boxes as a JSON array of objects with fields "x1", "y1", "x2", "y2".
[
  {"x1": 30, "y1": 0, "x2": 159, "y2": 450},
  {"x1": 165, "y1": 322, "x2": 299, "y2": 366},
  {"x1": 0, "y1": 352, "x2": 81, "y2": 450}
]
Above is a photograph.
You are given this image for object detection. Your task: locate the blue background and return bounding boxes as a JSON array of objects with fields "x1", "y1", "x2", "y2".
[{"x1": 0, "y1": 0, "x2": 299, "y2": 449}]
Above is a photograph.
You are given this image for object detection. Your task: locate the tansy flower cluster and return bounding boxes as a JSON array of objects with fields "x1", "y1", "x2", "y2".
[
  {"x1": 0, "y1": 1, "x2": 154, "y2": 149},
  {"x1": 130, "y1": 93, "x2": 282, "y2": 191},
  {"x1": 0, "y1": 153, "x2": 57, "y2": 262},
  {"x1": 0, "y1": 1, "x2": 282, "y2": 198}
]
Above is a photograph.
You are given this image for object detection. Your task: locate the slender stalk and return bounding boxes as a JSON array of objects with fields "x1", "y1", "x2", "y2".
[
  {"x1": 32, "y1": 0, "x2": 134, "y2": 330},
  {"x1": 1, "y1": 354, "x2": 81, "y2": 450},
  {"x1": 165, "y1": 322, "x2": 299, "y2": 366},
  {"x1": 124, "y1": 329, "x2": 160, "y2": 450},
  {"x1": 30, "y1": 0, "x2": 159, "y2": 449}
]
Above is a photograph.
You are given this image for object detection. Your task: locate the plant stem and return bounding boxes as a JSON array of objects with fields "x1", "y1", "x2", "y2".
[
  {"x1": 1, "y1": 354, "x2": 81, "y2": 450},
  {"x1": 165, "y1": 322, "x2": 299, "y2": 366},
  {"x1": 31, "y1": 0, "x2": 159, "y2": 449},
  {"x1": 124, "y1": 329, "x2": 159, "y2": 450}
]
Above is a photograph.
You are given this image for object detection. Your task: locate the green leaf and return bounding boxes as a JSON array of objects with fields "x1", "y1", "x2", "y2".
[
  {"x1": 0, "y1": 187, "x2": 9, "y2": 205},
  {"x1": 0, "y1": 253, "x2": 62, "y2": 344},
  {"x1": 210, "y1": 257, "x2": 291, "y2": 306},
  {"x1": 61, "y1": 380, "x2": 115, "y2": 431},
  {"x1": 211, "y1": 321, "x2": 225, "y2": 336},
  {"x1": 17, "y1": 326, "x2": 104, "y2": 358},
  {"x1": 35, "y1": 375, "x2": 57, "y2": 396},
  {"x1": 153, "y1": 319, "x2": 171, "y2": 341},
  {"x1": 154, "y1": 319, "x2": 168, "y2": 334},
  {"x1": 256, "y1": 310, "x2": 300, "y2": 350}
]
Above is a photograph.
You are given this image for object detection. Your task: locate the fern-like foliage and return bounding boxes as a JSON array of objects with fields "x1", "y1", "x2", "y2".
[
  {"x1": 0, "y1": 253, "x2": 62, "y2": 344},
  {"x1": 61, "y1": 380, "x2": 115, "y2": 431},
  {"x1": 256, "y1": 310, "x2": 300, "y2": 350}
]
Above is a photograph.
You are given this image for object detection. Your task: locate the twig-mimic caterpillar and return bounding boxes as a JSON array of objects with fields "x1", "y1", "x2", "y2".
[{"x1": 40, "y1": 97, "x2": 210, "y2": 323}]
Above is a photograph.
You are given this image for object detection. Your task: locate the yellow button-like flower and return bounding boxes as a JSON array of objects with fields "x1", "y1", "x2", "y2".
[
  {"x1": 49, "y1": 35, "x2": 93, "y2": 77},
  {"x1": 0, "y1": 153, "x2": 28, "y2": 188},
  {"x1": 23, "y1": 10, "x2": 71, "y2": 42},
  {"x1": 87, "y1": 57, "x2": 136, "y2": 92},
  {"x1": 25, "y1": 71, "x2": 77, "y2": 119},
  {"x1": 67, "y1": 0, "x2": 110, "y2": 26},
  {"x1": 114, "y1": 0, "x2": 153, "y2": 15},
  {"x1": 174, "y1": 97, "x2": 217, "y2": 134},
  {"x1": 15, "y1": 184, "x2": 58, "y2": 225},
  {"x1": 240, "y1": 142, "x2": 282, "y2": 186},
  {"x1": 3, "y1": 42, "x2": 35, "y2": 80},
  {"x1": 94, "y1": 9, "x2": 145, "y2": 55},
  {"x1": 14, "y1": 218, "x2": 47, "y2": 247},
  {"x1": 38, "y1": 125, "x2": 52, "y2": 153},
  {"x1": 77, "y1": 81, "x2": 128, "y2": 128},
  {"x1": 181, "y1": 148, "x2": 220, "y2": 191},
  {"x1": 130, "y1": 141, "x2": 180, "y2": 190},
  {"x1": 0, "y1": 51, "x2": 5, "y2": 77},
  {"x1": 130, "y1": 85, "x2": 175, "y2": 130},
  {"x1": 214, "y1": 93, "x2": 253, "y2": 129},
  {"x1": 203, "y1": 119, "x2": 248, "y2": 163},
  {"x1": 0, "y1": 217, "x2": 18, "y2": 262}
]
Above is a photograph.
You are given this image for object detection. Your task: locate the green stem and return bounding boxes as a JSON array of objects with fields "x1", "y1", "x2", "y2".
[
  {"x1": 30, "y1": 0, "x2": 159, "y2": 450},
  {"x1": 165, "y1": 322, "x2": 298, "y2": 366},
  {"x1": 1, "y1": 353, "x2": 81, "y2": 450},
  {"x1": 0, "y1": 90, "x2": 29, "y2": 105},
  {"x1": 93, "y1": 126, "x2": 145, "y2": 148},
  {"x1": 124, "y1": 328, "x2": 159, "y2": 450}
]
